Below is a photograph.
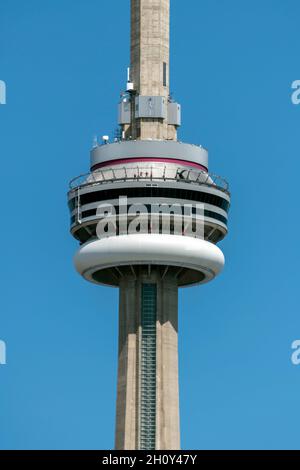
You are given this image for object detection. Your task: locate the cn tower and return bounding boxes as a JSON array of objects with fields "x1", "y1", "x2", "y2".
[{"x1": 68, "y1": 0, "x2": 230, "y2": 450}]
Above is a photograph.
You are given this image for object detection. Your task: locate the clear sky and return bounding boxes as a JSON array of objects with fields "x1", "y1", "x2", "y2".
[{"x1": 1, "y1": 0, "x2": 300, "y2": 450}]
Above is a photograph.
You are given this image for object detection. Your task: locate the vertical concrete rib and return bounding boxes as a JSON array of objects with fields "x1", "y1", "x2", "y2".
[
  {"x1": 115, "y1": 277, "x2": 139, "y2": 450},
  {"x1": 156, "y1": 274, "x2": 180, "y2": 449}
]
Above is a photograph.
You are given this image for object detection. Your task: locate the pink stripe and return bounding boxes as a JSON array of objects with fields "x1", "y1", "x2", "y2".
[{"x1": 91, "y1": 157, "x2": 208, "y2": 172}]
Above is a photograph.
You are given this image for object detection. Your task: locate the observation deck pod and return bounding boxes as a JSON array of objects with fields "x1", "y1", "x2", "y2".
[{"x1": 68, "y1": 140, "x2": 230, "y2": 288}]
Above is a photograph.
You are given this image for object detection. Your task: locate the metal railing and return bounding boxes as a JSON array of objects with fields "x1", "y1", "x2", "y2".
[{"x1": 69, "y1": 165, "x2": 229, "y2": 193}]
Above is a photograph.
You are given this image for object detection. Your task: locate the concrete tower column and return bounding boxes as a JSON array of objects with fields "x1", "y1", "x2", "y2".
[
  {"x1": 115, "y1": 269, "x2": 180, "y2": 450},
  {"x1": 131, "y1": 0, "x2": 170, "y2": 97},
  {"x1": 126, "y1": 0, "x2": 177, "y2": 141}
]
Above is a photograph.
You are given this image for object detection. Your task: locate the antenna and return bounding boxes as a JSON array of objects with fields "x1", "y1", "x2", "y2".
[{"x1": 126, "y1": 66, "x2": 134, "y2": 92}]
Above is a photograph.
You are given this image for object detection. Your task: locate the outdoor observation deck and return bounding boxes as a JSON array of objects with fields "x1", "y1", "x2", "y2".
[
  {"x1": 67, "y1": 162, "x2": 230, "y2": 246},
  {"x1": 69, "y1": 164, "x2": 229, "y2": 193}
]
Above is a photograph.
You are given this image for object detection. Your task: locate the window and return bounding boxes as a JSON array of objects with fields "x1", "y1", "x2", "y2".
[
  {"x1": 163, "y1": 62, "x2": 167, "y2": 87},
  {"x1": 72, "y1": 187, "x2": 230, "y2": 213}
]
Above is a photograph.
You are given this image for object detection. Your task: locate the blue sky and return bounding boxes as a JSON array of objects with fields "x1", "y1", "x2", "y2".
[{"x1": 1, "y1": 0, "x2": 300, "y2": 450}]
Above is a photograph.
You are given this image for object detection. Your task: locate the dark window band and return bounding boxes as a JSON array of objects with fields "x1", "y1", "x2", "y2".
[
  {"x1": 70, "y1": 206, "x2": 227, "y2": 226},
  {"x1": 68, "y1": 186, "x2": 230, "y2": 213}
]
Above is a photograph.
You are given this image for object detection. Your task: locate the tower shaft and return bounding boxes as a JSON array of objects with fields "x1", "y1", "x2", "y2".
[
  {"x1": 68, "y1": 0, "x2": 230, "y2": 452},
  {"x1": 115, "y1": 269, "x2": 180, "y2": 450},
  {"x1": 125, "y1": 0, "x2": 177, "y2": 141},
  {"x1": 131, "y1": 0, "x2": 170, "y2": 97}
]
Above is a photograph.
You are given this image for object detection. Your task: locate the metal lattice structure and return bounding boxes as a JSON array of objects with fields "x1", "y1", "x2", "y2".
[{"x1": 140, "y1": 284, "x2": 157, "y2": 450}]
